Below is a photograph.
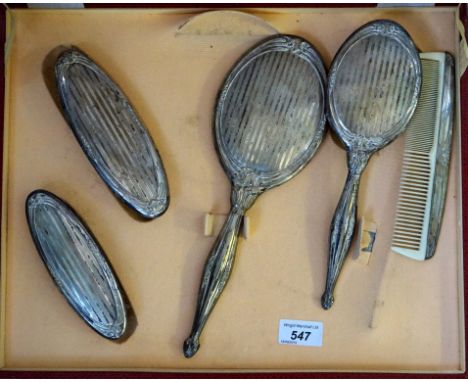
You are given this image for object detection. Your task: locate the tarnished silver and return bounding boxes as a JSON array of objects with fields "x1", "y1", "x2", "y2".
[
  {"x1": 26, "y1": 190, "x2": 135, "y2": 340},
  {"x1": 425, "y1": 53, "x2": 454, "y2": 259},
  {"x1": 184, "y1": 35, "x2": 327, "y2": 358},
  {"x1": 323, "y1": 20, "x2": 422, "y2": 309},
  {"x1": 55, "y1": 48, "x2": 169, "y2": 219}
]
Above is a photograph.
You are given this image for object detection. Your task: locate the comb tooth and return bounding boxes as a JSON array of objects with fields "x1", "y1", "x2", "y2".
[
  {"x1": 392, "y1": 241, "x2": 421, "y2": 250},
  {"x1": 394, "y1": 228, "x2": 423, "y2": 236},
  {"x1": 394, "y1": 225, "x2": 423, "y2": 235},
  {"x1": 391, "y1": 55, "x2": 442, "y2": 260},
  {"x1": 396, "y1": 215, "x2": 425, "y2": 225},
  {"x1": 395, "y1": 210, "x2": 425, "y2": 220},
  {"x1": 395, "y1": 216, "x2": 425, "y2": 226}
]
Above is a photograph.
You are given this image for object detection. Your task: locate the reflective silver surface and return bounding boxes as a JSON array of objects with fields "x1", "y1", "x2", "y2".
[
  {"x1": 55, "y1": 48, "x2": 169, "y2": 219},
  {"x1": 26, "y1": 190, "x2": 134, "y2": 340},
  {"x1": 323, "y1": 20, "x2": 421, "y2": 309},
  {"x1": 184, "y1": 35, "x2": 327, "y2": 358}
]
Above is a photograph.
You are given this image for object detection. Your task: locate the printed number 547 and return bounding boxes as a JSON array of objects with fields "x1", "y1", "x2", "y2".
[{"x1": 290, "y1": 330, "x2": 311, "y2": 341}]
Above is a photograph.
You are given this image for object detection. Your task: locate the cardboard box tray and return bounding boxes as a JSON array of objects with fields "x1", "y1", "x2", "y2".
[{"x1": 1, "y1": 6, "x2": 464, "y2": 372}]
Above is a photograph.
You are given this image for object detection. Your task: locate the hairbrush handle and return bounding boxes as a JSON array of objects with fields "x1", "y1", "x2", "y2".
[
  {"x1": 322, "y1": 150, "x2": 370, "y2": 310},
  {"x1": 184, "y1": 186, "x2": 259, "y2": 358}
]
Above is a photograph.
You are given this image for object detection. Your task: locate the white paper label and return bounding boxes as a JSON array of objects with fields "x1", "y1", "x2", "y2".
[{"x1": 278, "y1": 319, "x2": 323, "y2": 347}]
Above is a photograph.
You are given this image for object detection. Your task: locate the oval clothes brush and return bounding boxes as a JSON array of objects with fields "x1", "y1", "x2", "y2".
[
  {"x1": 55, "y1": 48, "x2": 169, "y2": 219},
  {"x1": 323, "y1": 20, "x2": 422, "y2": 309},
  {"x1": 183, "y1": 35, "x2": 327, "y2": 358},
  {"x1": 26, "y1": 190, "x2": 135, "y2": 340}
]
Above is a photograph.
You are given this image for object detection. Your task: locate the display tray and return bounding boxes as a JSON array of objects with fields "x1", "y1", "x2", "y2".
[{"x1": 0, "y1": 6, "x2": 464, "y2": 373}]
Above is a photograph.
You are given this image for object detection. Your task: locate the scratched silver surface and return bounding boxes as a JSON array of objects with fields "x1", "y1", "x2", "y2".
[
  {"x1": 328, "y1": 20, "x2": 421, "y2": 152},
  {"x1": 216, "y1": 35, "x2": 327, "y2": 188},
  {"x1": 55, "y1": 48, "x2": 168, "y2": 219},
  {"x1": 425, "y1": 53, "x2": 454, "y2": 260},
  {"x1": 333, "y1": 38, "x2": 418, "y2": 138},
  {"x1": 184, "y1": 35, "x2": 327, "y2": 358},
  {"x1": 322, "y1": 20, "x2": 421, "y2": 310},
  {"x1": 26, "y1": 190, "x2": 131, "y2": 340}
]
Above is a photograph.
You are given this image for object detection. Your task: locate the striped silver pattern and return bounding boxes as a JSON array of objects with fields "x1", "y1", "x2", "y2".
[
  {"x1": 322, "y1": 20, "x2": 421, "y2": 310},
  {"x1": 333, "y1": 36, "x2": 419, "y2": 138},
  {"x1": 216, "y1": 35, "x2": 327, "y2": 188},
  {"x1": 219, "y1": 51, "x2": 323, "y2": 176},
  {"x1": 55, "y1": 48, "x2": 168, "y2": 219},
  {"x1": 26, "y1": 190, "x2": 130, "y2": 340},
  {"x1": 183, "y1": 35, "x2": 326, "y2": 358}
]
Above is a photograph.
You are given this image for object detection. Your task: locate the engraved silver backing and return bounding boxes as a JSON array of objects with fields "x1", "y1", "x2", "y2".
[
  {"x1": 26, "y1": 190, "x2": 133, "y2": 340},
  {"x1": 184, "y1": 34, "x2": 327, "y2": 358},
  {"x1": 216, "y1": 35, "x2": 327, "y2": 188},
  {"x1": 328, "y1": 20, "x2": 422, "y2": 152},
  {"x1": 322, "y1": 20, "x2": 422, "y2": 310},
  {"x1": 55, "y1": 48, "x2": 169, "y2": 219}
]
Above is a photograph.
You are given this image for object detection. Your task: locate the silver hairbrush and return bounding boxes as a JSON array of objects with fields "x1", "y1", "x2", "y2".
[
  {"x1": 26, "y1": 190, "x2": 136, "y2": 340},
  {"x1": 55, "y1": 48, "x2": 169, "y2": 219}
]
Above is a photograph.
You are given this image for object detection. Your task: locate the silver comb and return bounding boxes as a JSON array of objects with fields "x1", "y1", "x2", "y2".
[{"x1": 392, "y1": 52, "x2": 454, "y2": 261}]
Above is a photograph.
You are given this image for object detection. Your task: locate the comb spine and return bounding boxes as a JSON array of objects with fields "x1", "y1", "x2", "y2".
[{"x1": 424, "y1": 53, "x2": 455, "y2": 260}]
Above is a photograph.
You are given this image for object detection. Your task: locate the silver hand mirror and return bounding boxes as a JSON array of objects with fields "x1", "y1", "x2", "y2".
[
  {"x1": 184, "y1": 35, "x2": 327, "y2": 357},
  {"x1": 322, "y1": 20, "x2": 421, "y2": 309}
]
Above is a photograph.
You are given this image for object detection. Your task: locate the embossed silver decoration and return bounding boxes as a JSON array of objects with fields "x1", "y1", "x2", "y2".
[
  {"x1": 425, "y1": 54, "x2": 454, "y2": 259},
  {"x1": 184, "y1": 35, "x2": 327, "y2": 358},
  {"x1": 26, "y1": 190, "x2": 135, "y2": 340},
  {"x1": 55, "y1": 48, "x2": 169, "y2": 219},
  {"x1": 323, "y1": 20, "x2": 422, "y2": 309}
]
